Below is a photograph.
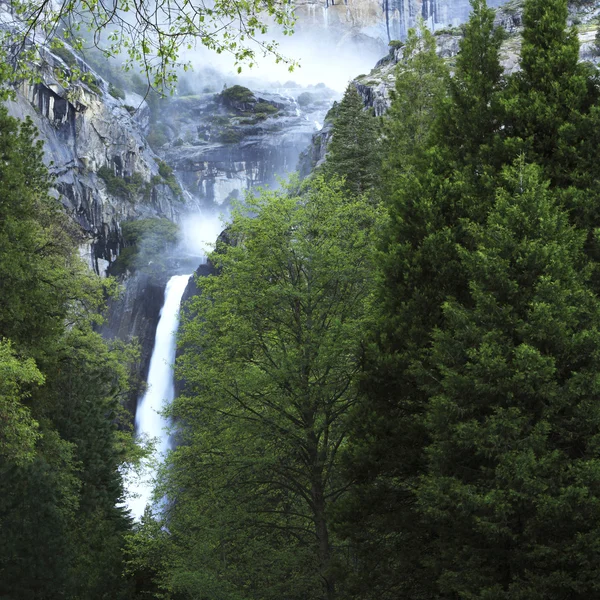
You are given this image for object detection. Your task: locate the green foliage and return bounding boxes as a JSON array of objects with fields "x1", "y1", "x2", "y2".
[
  {"x1": 415, "y1": 160, "x2": 600, "y2": 598},
  {"x1": 441, "y1": 0, "x2": 505, "y2": 166},
  {"x1": 253, "y1": 100, "x2": 278, "y2": 114},
  {"x1": 340, "y1": 2, "x2": 600, "y2": 598},
  {"x1": 52, "y1": 44, "x2": 78, "y2": 67},
  {"x1": 0, "y1": 102, "x2": 137, "y2": 598},
  {"x1": 143, "y1": 177, "x2": 384, "y2": 600},
  {"x1": 434, "y1": 25, "x2": 464, "y2": 35},
  {"x1": 0, "y1": 339, "x2": 43, "y2": 465},
  {"x1": 157, "y1": 160, "x2": 173, "y2": 180},
  {"x1": 219, "y1": 84, "x2": 256, "y2": 105},
  {"x1": 502, "y1": 0, "x2": 589, "y2": 179},
  {"x1": 109, "y1": 83, "x2": 126, "y2": 100},
  {"x1": 97, "y1": 165, "x2": 145, "y2": 200},
  {"x1": 384, "y1": 24, "x2": 449, "y2": 172},
  {"x1": 111, "y1": 218, "x2": 180, "y2": 276},
  {"x1": 155, "y1": 160, "x2": 182, "y2": 197},
  {"x1": 322, "y1": 84, "x2": 380, "y2": 196},
  {"x1": 86, "y1": 79, "x2": 103, "y2": 95},
  {"x1": 0, "y1": 110, "x2": 80, "y2": 347},
  {"x1": 219, "y1": 127, "x2": 243, "y2": 143},
  {"x1": 1, "y1": 0, "x2": 297, "y2": 93},
  {"x1": 337, "y1": 31, "x2": 455, "y2": 591}
]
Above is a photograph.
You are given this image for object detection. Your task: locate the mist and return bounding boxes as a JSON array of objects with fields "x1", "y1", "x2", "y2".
[
  {"x1": 175, "y1": 22, "x2": 386, "y2": 93},
  {"x1": 178, "y1": 210, "x2": 229, "y2": 260}
]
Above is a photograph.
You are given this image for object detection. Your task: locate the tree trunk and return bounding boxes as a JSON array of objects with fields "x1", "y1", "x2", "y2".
[{"x1": 311, "y1": 472, "x2": 335, "y2": 600}]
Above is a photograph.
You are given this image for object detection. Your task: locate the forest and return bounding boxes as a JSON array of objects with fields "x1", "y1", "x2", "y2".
[{"x1": 2, "y1": 0, "x2": 600, "y2": 598}]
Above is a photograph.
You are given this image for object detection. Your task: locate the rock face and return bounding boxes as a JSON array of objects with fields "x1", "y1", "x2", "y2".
[
  {"x1": 299, "y1": 114, "x2": 335, "y2": 175},
  {"x1": 5, "y1": 49, "x2": 186, "y2": 277},
  {"x1": 100, "y1": 271, "x2": 167, "y2": 414},
  {"x1": 343, "y1": 1, "x2": 600, "y2": 116},
  {"x1": 154, "y1": 85, "x2": 335, "y2": 206},
  {"x1": 293, "y1": 0, "x2": 508, "y2": 46},
  {"x1": 2, "y1": 36, "x2": 335, "y2": 401}
]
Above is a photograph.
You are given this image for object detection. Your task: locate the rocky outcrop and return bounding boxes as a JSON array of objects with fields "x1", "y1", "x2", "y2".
[
  {"x1": 100, "y1": 271, "x2": 167, "y2": 413},
  {"x1": 350, "y1": 31, "x2": 461, "y2": 116},
  {"x1": 346, "y1": 1, "x2": 600, "y2": 116},
  {"x1": 154, "y1": 84, "x2": 335, "y2": 205},
  {"x1": 299, "y1": 115, "x2": 335, "y2": 175}
]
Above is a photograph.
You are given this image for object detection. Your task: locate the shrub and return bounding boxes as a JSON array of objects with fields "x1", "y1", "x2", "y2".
[
  {"x1": 155, "y1": 161, "x2": 183, "y2": 198},
  {"x1": 86, "y1": 79, "x2": 102, "y2": 95},
  {"x1": 52, "y1": 45, "x2": 78, "y2": 68},
  {"x1": 111, "y1": 218, "x2": 180, "y2": 275},
  {"x1": 220, "y1": 85, "x2": 255, "y2": 105},
  {"x1": 97, "y1": 165, "x2": 145, "y2": 199},
  {"x1": 219, "y1": 128, "x2": 243, "y2": 144},
  {"x1": 158, "y1": 161, "x2": 174, "y2": 179},
  {"x1": 297, "y1": 92, "x2": 315, "y2": 107},
  {"x1": 254, "y1": 101, "x2": 278, "y2": 114},
  {"x1": 109, "y1": 84, "x2": 126, "y2": 100}
]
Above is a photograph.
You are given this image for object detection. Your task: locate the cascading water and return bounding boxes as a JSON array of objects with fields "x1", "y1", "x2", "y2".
[{"x1": 127, "y1": 273, "x2": 191, "y2": 520}]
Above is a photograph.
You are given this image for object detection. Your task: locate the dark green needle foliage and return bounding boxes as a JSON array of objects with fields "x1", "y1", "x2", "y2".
[
  {"x1": 340, "y1": 1, "x2": 600, "y2": 598},
  {"x1": 441, "y1": 0, "x2": 505, "y2": 169},
  {"x1": 502, "y1": 0, "x2": 591, "y2": 183},
  {"x1": 416, "y1": 160, "x2": 600, "y2": 599},
  {"x1": 336, "y1": 22, "x2": 453, "y2": 600},
  {"x1": 323, "y1": 84, "x2": 380, "y2": 196}
]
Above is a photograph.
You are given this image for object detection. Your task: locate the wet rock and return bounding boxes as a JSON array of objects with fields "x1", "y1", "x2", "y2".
[
  {"x1": 293, "y1": 0, "x2": 509, "y2": 47},
  {"x1": 155, "y1": 85, "x2": 336, "y2": 206},
  {"x1": 100, "y1": 271, "x2": 168, "y2": 414}
]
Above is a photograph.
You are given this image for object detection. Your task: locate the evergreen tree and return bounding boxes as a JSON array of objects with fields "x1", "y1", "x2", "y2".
[
  {"x1": 337, "y1": 24, "x2": 453, "y2": 600},
  {"x1": 323, "y1": 84, "x2": 380, "y2": 196},
  {"x1": 442, "y1": 0, "x2": 504, "y2": 170},
  {"x1": 0, "y1": 102, "x2": 136, "y2": 599},
  {"x1": 383, "y1": 23, "x2": 449, "y2": 176},
  {"x1": 0, "y1": 110, "x2": 68, "y2": 349},
  {"x1": 502, "y1": 0, "x2": 590, "y2": 183},
  {"x1": 415, "y1": 160, "x2": 600, "y2": 598}
]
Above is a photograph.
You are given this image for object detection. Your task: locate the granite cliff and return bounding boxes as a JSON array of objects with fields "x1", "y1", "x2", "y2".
[
  {"x1": 293, "y1": 0, "x2": 508, "y2": 49},
  {"x1": 5, "y1": 49, "x2": 185, "y2": 277}
]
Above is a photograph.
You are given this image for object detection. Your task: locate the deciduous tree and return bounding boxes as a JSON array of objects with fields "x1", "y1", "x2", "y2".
[{"x1": 150, "y1": 177, "x2": 383, "y2": 600}]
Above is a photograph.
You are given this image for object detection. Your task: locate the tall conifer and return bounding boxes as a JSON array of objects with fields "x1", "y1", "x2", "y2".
[
  {"x1": 502, "y1": 0, "x2": 589, "y2": 183},
  {"x1": 324, "y1": 84, "x2": 380, "y2": 196},
  {"x1": 442, "y1": 0, "x2": 504, "y2": 169},
  {"x1": 339, "y1": 24, "x2": 452, "y2": 600},
  {"x1": 415, "y1": 160, "x2": 600, "y2": 598}
]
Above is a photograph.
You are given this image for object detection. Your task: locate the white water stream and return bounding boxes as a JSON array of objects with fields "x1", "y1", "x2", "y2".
[{"x1": 127, "y1": 274, "x2": 191, "y2": 520}]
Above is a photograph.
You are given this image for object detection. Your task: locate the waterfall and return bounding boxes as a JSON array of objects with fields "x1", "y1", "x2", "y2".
[{"x1": 127, "y1": 273, "x2": 191, "y2": 520}]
